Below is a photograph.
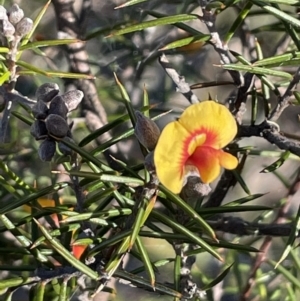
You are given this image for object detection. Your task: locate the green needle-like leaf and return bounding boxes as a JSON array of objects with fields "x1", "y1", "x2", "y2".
[
  {"x1": 115, "y1": 0, "x2": 149, "y2": 9},
  {"x1": 160, "y1": 186, "x2": 217, "y2": 240},
  {"x1": 34, "y1": 219, "x2": 99, "y2": 280},
  {"x1": 108, "y1": 14, "x2": 198, "y2": 36},
  {"x1": 275, "y1": 205, "x2": 300, "y2": 268},
  {"x1": 151, "y1": 210, "x2": 223, "y2": 261},
  {"x1": 201, "y1": 263, "x2": 234, "y2": 291},
  {"x1": 260, "y1": 151, "x2": 291, "y2": 173},
  {"x1": 135, "y1": 236, "x2": 155, "y2": 287},
  {"x1": 222, "y1": 64, "x2": 293, "y2": 79}
]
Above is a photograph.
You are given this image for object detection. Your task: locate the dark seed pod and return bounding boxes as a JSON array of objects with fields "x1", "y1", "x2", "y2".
[
  {"x1": 8, "y1": 4, "x2": 24, "y2": 25},
  {"x1": 1, "y1": 19, "x2": 15, "y2": 38},
  {"x1": 36, "y1": 83, "x2": 59, "y2": 103},
  {"x1": 0, "y1": 6, "x2": 7, "y2": 21},
  {"x1": 58, "y1": 137, "x2": 74, "y2": 156},
  {"x1": 15, "y1": 17, "x2": 33, "y2": 36},
  {"x1": 49, "y1": 95, "x2": 68, "y2": 118},
  {"x1": 30, "y1": 120, "x2": 48, "y2": 140},
  {"x1": 61, "y1": 90, "x2": 83, "y2": 112},
  {"x1": 45, "y1": 114, "x2": 69, "y2": 138},
  {"x1": 38, "y1": 138, "x2": 56, "y2": 161},
  {"x1": 32, "y1": 101, "x2": 48, "y2": 119},
  {"x1": 134, "y1": 111, "x2": 161, "y2": 151}
]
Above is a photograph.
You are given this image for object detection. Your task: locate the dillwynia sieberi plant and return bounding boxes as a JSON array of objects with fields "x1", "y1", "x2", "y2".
[{"x1": 2, "y1": 1, "x2": 300, "y2": 301}]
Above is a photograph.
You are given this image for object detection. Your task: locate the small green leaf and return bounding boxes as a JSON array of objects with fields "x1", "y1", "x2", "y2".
[
  {"x1": 222, "y1": 64, "x2": 292, "y2": 79},
  {"x1": 114, "y1": 73, "x2": 136, "y2": 127},
  {"x1": 159, "y1": 34, "x2": 210, "y2": 51},
  {"x1": 253, "y1": 1, "x2": 300, "y2": 28},
  {"x1": 11, "y1": 110, "x2": 33, "y2": 126},
  {"x1": 34, "y1": 219, "x2": 99, "y2": 280},
  {"x1": 108, "y1": 14, "x2": 198, "y2": 36},
  {"x1": 294, "y1": 91, "x2": 300, "y2": 104},
  {"x1": 260, "y1": 151, "x2": 290, "y2": 173},
  {"x1": 275, "y1": 205, "x2": 300, "y2": 268},
  {"x1": 254, "y1": 52, "x2": 300, "y2": 67},
  {"x1": 160, "y1": 186, "x2": 217, "y2": 240},
  {"x1": 0, "y1": 182, "x2": 69, "y2": 214},
  {"x1": 0, "y1": 71, "x2": 10, "y2": 85},
  {"x1": 21, "y1": 0, "x2": 52, "y2": 47},
  {"x1": 114, "y1": 270, "x2": 182, "y2": 298},
  {"x1": 115, "y1": 0, "x2": 149, "y2": 9},
  {"x1": 151, "y1": 210, "x2": 222, "y2": 261},
  {"x1": 201, "y1": 263, "x2": 234, "y2": 290},
  {"x1": 232, "y1": 169, "x2": 251, "y2": 195},
  {"x1": 19, "y1": 39, "x2": 82, "y2": 51},
  {"x1": 143, "y1": 86, "x2": 150, "y2": 118},
  {"x1": 0, "y1": 47, "x2": 9, "y2": 54},
  {"x1": 224, "y1": 1, "x2": 252, "y2": 44},
  {"x1": 17, "y1": 68, "x2": 95, "y2": 79},
  {"x1": 135, "y1": 236, "x2": 155, "y2": 287},
  {"x1": 267, "y1": 259, "x2": 300, "y2": 290},
  {"x1": 16, "y1": 60, "x2": 49, "y2": 76}
]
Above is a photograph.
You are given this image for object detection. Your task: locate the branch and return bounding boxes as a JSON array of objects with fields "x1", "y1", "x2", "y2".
[
  {"x1": 198, "y1": 0, "x2": 243, "y2": 87},
  {"x1": 238, "y1": 121, "x2": 300, "y2": 157},
  {"x1": 159, "y1": 54, "x2": 199, "y2": 104},
  {"x1": 208, "y1": 216, "x2": 297, "y2": 237},
  {"x1": 269, "y1": 66, "x2": 300, "y2": 121},
  {"x1": 52, "y1": 0, "x2": 118, "y2": 163},
  {"x1": 174, "y1": 176, "x2": 211, "y2": 301}
]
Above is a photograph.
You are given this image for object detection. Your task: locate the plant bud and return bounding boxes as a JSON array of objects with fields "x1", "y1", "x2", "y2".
[
  {"x1": 36, "y1": 82, "x2": 60, "y2": 103},
  {"x1": 0, "y1": 6, "x2": 7, "y2": 20},
  {"x1": 134, "y1": 111, "x2": 160, "y2": 151},
  {"x1": 58, "y1": 137, "x2": 74, "y2": 156},
  {"x1": 45, "y1": 114, "x2": 69, "y2": 138},
  {"x1": 62, "y1": 90, "x2": 83, "y2": 112},
  {"x1": 15, "y1": 17, "x2": 33, "y2": 36},
  {"x1": 30, "y1": 120, "x2": 48, "y2": 140},
  {"x1": 181, "y1": 165, "x2": 211, "y2": 197},
  {"x1": 8, "y1": 4, "x2": 24, "y2": 25},
  {"x1": 49, "y1": 95, "x2": 68, "y2": 118},
  {"x1": 1, "y1": 19, "x2": 15, "y2": 37},
  {"x1": 32, "y1": 100, "x2": 48, "y2": 119},
  {"x1": 38, "y1": 138, "x2": 56, "y2": 161}
]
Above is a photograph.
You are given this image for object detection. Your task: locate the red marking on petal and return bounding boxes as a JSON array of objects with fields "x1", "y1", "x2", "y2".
[
  {"x1": 180, "y1": 127, "x2": 218, "y2": 168},
  {"x1": 188, "y1": 145, "x2": 217, "y2": 168}
]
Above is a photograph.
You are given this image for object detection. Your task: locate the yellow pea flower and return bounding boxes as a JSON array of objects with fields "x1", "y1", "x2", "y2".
[{"x1": 154, "y1": 100, "x2": 238, "y2": 194}]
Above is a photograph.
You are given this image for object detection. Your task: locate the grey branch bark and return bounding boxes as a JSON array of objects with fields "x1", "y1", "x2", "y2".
[{"x1": 52, "y1": 0, "x2": 118, "y2": 162}]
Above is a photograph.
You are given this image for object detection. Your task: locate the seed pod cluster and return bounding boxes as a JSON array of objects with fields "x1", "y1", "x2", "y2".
[
  {"x1": 0, "y1": 4, "x2": 33, "y2": 42},
  {"x1": 30, "y1": 83, "x2": 84, "y2": 161}
]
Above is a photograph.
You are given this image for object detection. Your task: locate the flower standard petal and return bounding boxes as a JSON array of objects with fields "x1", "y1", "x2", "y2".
[
  {"x1": 154, "y1": 121, "x2": 201, "y2": 194},
  {"x1": 178, "y1": 101, "x2": 237, "y2": 148}
]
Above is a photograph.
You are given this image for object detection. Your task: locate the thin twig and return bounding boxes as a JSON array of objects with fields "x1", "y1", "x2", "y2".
[
  {"x1": 269, "y1": 66, "x2": 300, "y2": 121},
  {"x1": 52, "y1": 0, "x2": 118, "y2": 164},
  {"x1": 174, "y1": 176, "x2": 210, "y2": 300},
  {"x1": 198, "y1": 0, "x2": 244, "y2": 87},
  {"x1": 159, "y1": 54, "x2": 199, "y2": 104},
  {"x1": 238, "y1": 121, "x2": 300, "y2": 157}
]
